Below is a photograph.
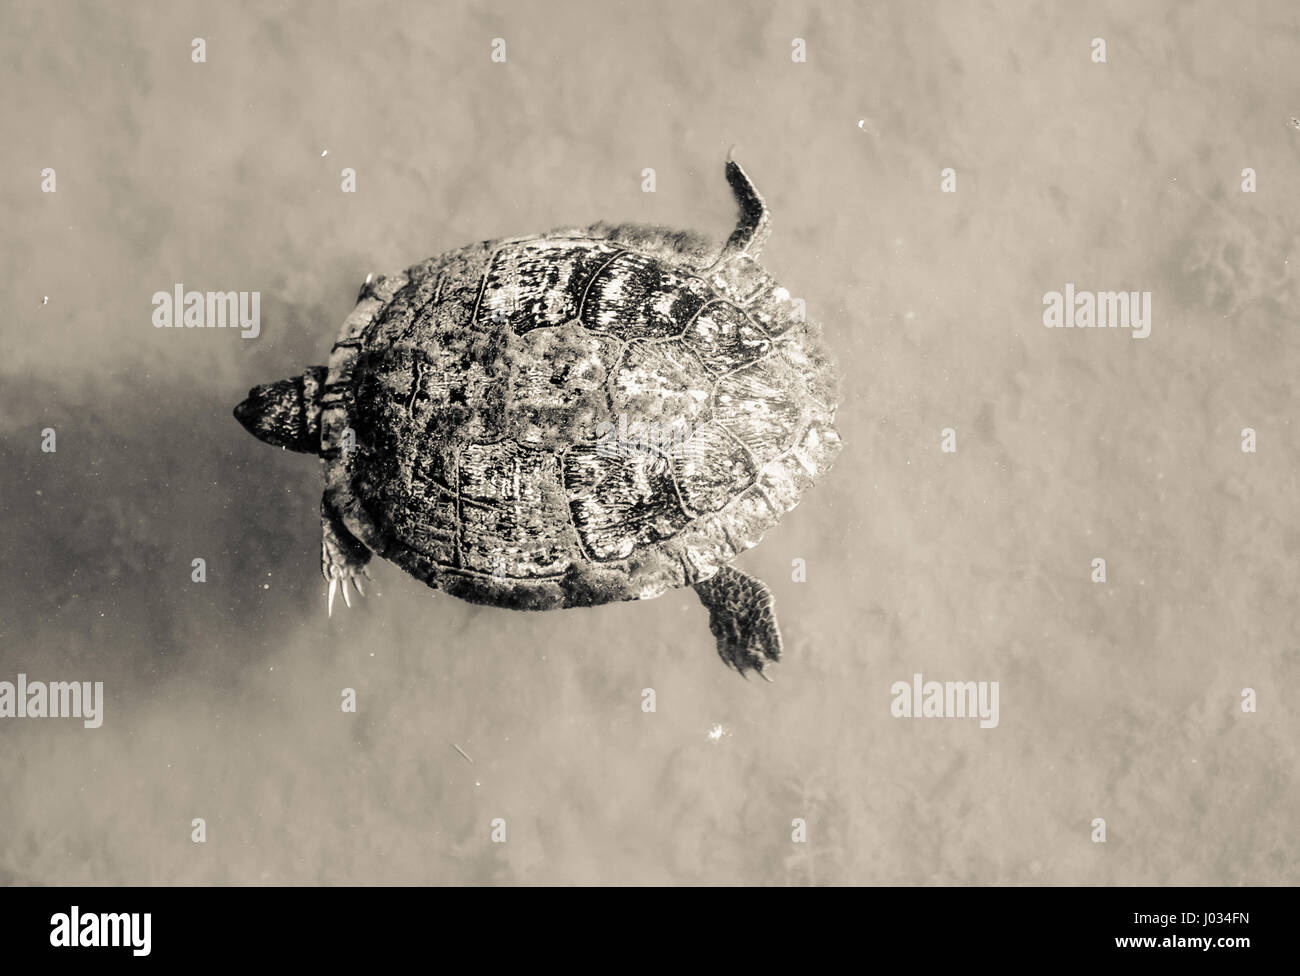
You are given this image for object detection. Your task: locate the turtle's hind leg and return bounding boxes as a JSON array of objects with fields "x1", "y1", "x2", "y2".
[
  {"x1": 321, "y1": 499, "x2": 372, "y2": 616},
  {"x1": 693, "y1": 565, "x2": 783, "y2": 680}
]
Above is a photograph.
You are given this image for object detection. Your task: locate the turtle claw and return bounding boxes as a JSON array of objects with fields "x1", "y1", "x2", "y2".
[
  {"x1": 322, "y1": 503, "x2": 372, "y2": 617},
  {"x1": 326, "y1": 571, "x2": 366, "y2": 616},
  {"x1": 356, "y1": 272, "x2": 384, "y2": 303}
]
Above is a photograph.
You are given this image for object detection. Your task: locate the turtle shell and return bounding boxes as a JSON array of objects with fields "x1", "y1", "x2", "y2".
[{"x1": 319, "y1": 222, "x2": 840, "y2": 610}]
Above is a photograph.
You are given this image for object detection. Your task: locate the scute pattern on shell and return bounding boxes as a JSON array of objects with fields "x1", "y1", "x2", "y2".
[{"x1": 319, "y1": 222, "x2": 840, "y2": 611}]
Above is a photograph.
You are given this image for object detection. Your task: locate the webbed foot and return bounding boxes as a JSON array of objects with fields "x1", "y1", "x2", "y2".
[
  {"x1": 322, "y1": 501, "x2": 372, "y2": 617},
  {"x1": 693, "y1": 565, "x2": 783, "y2": 679}
]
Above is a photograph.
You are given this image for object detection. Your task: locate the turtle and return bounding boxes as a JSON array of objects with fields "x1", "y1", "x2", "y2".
[{"x1": 234, "y1": 155, "x2": 841, "y2": 678}]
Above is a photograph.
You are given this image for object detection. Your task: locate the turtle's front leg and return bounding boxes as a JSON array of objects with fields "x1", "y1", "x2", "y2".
[
  {"x1": 693, "y1": 565, "x2": 783, "y2": 680},
  {"x1": 321, "y1": 499, "x2": 372, "y2": 616}
]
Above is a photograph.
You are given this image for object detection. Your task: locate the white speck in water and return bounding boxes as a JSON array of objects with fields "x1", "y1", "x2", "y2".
[
  {"x1": 321, "y1": 148, "x2": 328, "y2": 157},
  {"x1": 707, "y1": 724, "x2": 727, "y2": 742}
]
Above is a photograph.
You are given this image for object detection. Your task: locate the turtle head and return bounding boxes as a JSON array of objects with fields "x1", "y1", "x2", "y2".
[{"x1": 234, "y1": 366, "x2": 327, "y2": 454}]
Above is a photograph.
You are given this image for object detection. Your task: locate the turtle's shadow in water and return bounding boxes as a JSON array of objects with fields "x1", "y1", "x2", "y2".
[{"x1": 1, "y1": 365, "x2": 336, "y2": 693}]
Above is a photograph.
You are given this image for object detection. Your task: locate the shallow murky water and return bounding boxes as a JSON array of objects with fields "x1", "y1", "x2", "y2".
[{"x1": 2, "y1": 0, "x2": 1298, "y2": 884}]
